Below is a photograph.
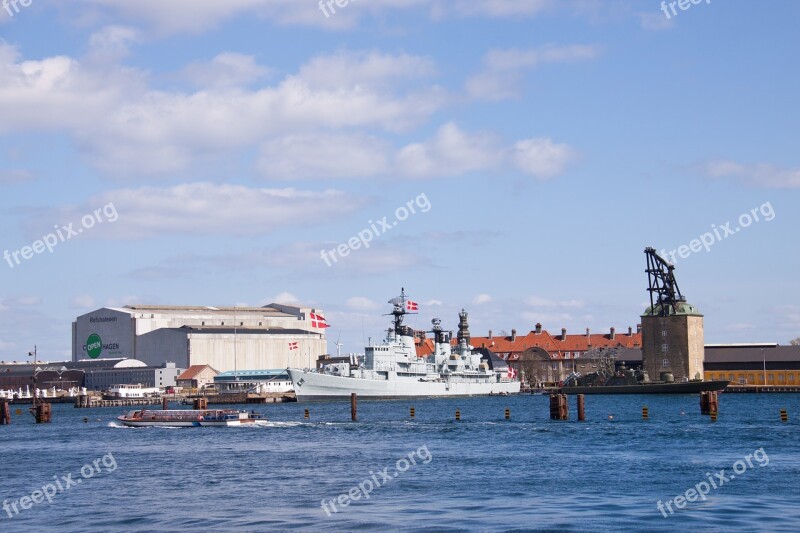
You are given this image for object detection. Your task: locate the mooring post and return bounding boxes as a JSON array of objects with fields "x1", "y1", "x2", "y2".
[
  {"x1": 35, "y1": 402, "x2": 52, "y2": 423},
  {"x1": 550, "y1": 394, "x2": 569, "y2": 421},
  {"x1": 577, "y1": 394, "x2": 585, "y2": 422},
  {"x1": 162, "y1": 397, "x2": 169, "y2": 410},
  {"x1": 0, "y1": 401, "x2": 10, "y2": 425},
  {"x1": 351, "y1": 393, "x2": 357, "y2": 421}
]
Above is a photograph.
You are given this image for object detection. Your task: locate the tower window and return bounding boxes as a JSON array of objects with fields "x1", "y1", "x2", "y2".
[
  {"x1": 661, "y1": 330, "x2": 668, "y2": 337},
  {"x1": 661, "y1": 343, "x2": 668, "y2": 353},
  {"x1": 662, "y1": 358, "x2": 669, "y2": 368}
]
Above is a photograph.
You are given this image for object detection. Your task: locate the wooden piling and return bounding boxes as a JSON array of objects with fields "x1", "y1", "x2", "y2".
[
  {"x1": 350, "y1": 393, "x2": 357, "y2": 421},
  {"x1": 162, "y1": 397, "x2": 169, "y2": 410},
  {"x1": 505, "y1": 407, "x2": 511, "y2": 420},
  {"x1": 455, "y1": 409, "x2": 461, "y2": 421},
  {"x1": 700, "y1": 391, "x2": 718, "y2": 415},
  {"x1": 35, "y1": 402, "x2": 52, "y2": 423},
  {"x1": 577, "y1": 394, "x2": 585, "y2": 422},
  {"x1": 0, "y1": 401, "x2": 10, "y2": 425},
  {"x1": 193, "y1": 398, "x2": 208, "y2": 410},
  {"x1": 642, "y1": 406, "x2": 649, "y2": 420},
  {"x1": 781, "y1": 408, "x2": 788, "y2": 422},
  {"x1": 549, "y1": 394, "x2": 568, "y2": 420},
  {"x1": 410, "y1": 406, "x2": 415, "y2": 418},
  {"x1": 304, "y1": 408, "x2": 309, "y2": 420}
]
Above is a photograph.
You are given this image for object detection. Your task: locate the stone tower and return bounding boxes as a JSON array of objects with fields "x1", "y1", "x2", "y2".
[
  {"x1": 641, "y1": 302, "x2": 704, "y2": 382},
  {"x1": 641, "y1": 247, "x2": 704, "y2": 382}
]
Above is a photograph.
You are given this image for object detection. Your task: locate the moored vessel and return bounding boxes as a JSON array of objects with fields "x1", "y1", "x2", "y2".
[{"x1": 288, "y1": 289, "x2": 521, "y2": 401}]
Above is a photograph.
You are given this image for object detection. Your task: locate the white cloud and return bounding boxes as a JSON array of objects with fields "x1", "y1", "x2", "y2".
[
  {"x1": 181, "y1": 53, "x2": 271, "y2": 88},
  {"x1": 451, "y1": 0, "x2": 554, "y2": 17},
  {"x1": 638, "y1": 11, "x2": 674, "y2": 31},
  {"x1": 72, "y1": 295, "x2": 96, "y2": 309},
  {"x1": 526, "y1": 296, "x2": 585, "y2": 308},
  {"x1": 345, "y1": 297, "x2": 379, "y2": 311},
  {"x1": 21, "y1": 183, "x2": 369, "y2": 239},
  {"x1": 258, "y1": 133, "x2": 390, "y2": 180},
  {"x1": 473, "y1": 294, "x2": 493, "y2": 305},
  {"x1": 0, "y1": 43, "x2": 444, "y2": 177},
  {"x1": 467, "y1": 44, "x2": 600, "y2": 100},
  {"x1": 513, "y1": 138, "x2": 578, "y2": 179},
  {"x1": 297, "y1": 51, "x2": 437, "y2": 90},
  {"x1": 425, "y1": 300, "x2": 443, "y2": 306},
  {"x1": 397, "y1": 123, "x2": 503, "y2": 178},
  {"x1": 257, "y1": 122, "x2": 576, "y2": 181},
  {"x1": 87, "y1": 26, "x2": 141, "y2": 64},
  {"x1": 270, "y1": 292, "x2": 300, "y2": 305},
  {"x1": 78, "y1": 0, "x2": 558, "y2": 36},
  {"x1": 703, "y1": 160, "x2": 800, "y2": 188}
]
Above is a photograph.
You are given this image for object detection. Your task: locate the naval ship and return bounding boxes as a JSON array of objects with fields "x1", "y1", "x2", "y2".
[{"x1": 287, "y1": 290, "x2": 521, "y2": 401}]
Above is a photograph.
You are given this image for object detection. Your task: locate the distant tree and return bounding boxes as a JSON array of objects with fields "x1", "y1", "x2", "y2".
[{"x1": 791, "y1": 337, "x2": 800, "y2": 346}]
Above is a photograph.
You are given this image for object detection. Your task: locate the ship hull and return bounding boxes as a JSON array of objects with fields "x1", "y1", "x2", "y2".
[
  {"x1": 288, "y1": 369, "x2": 520, "y2": 401},
  {"x1": 559, "y1": 380, "x2": 730, "y2": 395}
]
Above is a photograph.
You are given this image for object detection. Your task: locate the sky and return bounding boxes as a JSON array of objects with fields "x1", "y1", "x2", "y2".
[{"x1": 0, "y1": 0, "x2": 798, "y2": 361}]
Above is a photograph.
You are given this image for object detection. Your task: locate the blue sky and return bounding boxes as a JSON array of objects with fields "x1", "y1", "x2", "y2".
[{"x1": 1, "y1": 0, "x2": 798, "y2": 361}]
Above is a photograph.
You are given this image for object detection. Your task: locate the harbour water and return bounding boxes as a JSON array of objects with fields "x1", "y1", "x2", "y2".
[{"x1": 1, "y1": 394, "x2": 799, "y2": 532}]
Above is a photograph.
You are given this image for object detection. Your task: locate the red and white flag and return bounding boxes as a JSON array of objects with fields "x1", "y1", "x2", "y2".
[
  {"x1": 310, "y1": 313, "x2": 330, "y2": 329},
  {"x1": 507, "y1": 367, "x2": 517, "y2": 379},
  {"x1": 406, "y1": 300, "x2": 419, "y2": 311},
  {"x1": 288, "y1": 342, "x2": 299, "y2": 350}
]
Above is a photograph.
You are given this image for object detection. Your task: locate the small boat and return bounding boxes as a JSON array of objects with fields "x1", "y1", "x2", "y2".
[{"x1": 117, "y1": 409, "x2": 264, "y2": 427}]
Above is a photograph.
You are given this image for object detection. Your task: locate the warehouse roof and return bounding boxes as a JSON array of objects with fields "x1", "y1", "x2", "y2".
[
  {"x1": 705, "y1": 345, "x2": 800, "y2": 363},
  {"x1": 177, "y1": 326, "x2": 319, "y2": 335},
  {"x1": 121, "y1": 304, "x2": 293, "y2": 315}
]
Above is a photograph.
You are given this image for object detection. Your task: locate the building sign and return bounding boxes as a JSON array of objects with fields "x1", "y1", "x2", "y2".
[
  {"x1": 85, "y1": 333, "x2": 102, "y2": 358},
  {"x1": 83, "y1": 333, "x2": 121, "y2": 359},
  {"x1": 89, "y1": 316, "x2": 118, "y2": 324}
]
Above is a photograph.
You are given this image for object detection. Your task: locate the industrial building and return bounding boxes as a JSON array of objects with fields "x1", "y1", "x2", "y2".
[
  {"x1": 0, "y1": 359, "x2": 183, "y2": 392},
  {"x1": 72, "y1": 303, "x2": 328, "y2": 372}
]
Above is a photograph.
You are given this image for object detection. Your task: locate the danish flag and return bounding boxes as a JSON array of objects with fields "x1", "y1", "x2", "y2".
[
  {"x1": 310, "y1": 313, "x2": 330, "y2": 329},
  {"x1": 288, "y1": 342, "x2": 299, "y2": 350},
  {"x1": 406, "y1": 300, "x2": 419, "y2": 311},
  {"x1": 507, "y1": 367, "x2": 517, "y2": 379}
]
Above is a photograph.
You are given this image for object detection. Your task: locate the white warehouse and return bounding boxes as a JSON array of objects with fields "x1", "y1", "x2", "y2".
[{"x1": 72, "y1": 303, "x2": 328, "y2": 372}]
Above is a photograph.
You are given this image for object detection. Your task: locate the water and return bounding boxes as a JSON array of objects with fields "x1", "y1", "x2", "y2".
[{"x1": 1, "y1": 394, "x2": 799, "y2": 532}]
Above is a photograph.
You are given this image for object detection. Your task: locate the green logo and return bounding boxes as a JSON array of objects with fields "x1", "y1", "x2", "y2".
[{"x1": 86, "y1": 333, "x2": 102, "y2": 359}]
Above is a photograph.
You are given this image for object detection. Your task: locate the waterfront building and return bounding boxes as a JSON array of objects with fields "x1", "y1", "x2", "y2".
[
  {"x1": 703, "y1": 344, "x2": 800, "y2": 385},
  {"x1": 213, "y1": 369, "x2": 293, "y2": 394},
  {"x1": 176, "y1": 365, "x2": 219, "y2": 390},
  {"x1": 0, "y1": 358, "x2": 183, "y2": 392},
  {"x1": 418, "y1": 323, "x2": 642, "y2": 386},
  {"x1": 71, "y1": 303, "x2": 328, "y2": 372}
]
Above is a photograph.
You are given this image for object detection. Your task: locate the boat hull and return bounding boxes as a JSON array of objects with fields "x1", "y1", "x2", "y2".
[
  {"x1": 116, "y1": 409, "x2": 263, "y2": 427},
  {"x1": 116, "y1": 417, "x2": 257, "y2": 427},
  {"x1": 288, "y1": 369, "x2": 520, "y2": 401},
  {"x1": 559, "y1": 380, "x2": 730, "y2": 395}
]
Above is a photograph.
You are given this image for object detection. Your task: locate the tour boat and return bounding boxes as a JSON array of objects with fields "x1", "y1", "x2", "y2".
[{"x1": 117, "y1": 409, "x2": 264, "y2": 427}]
